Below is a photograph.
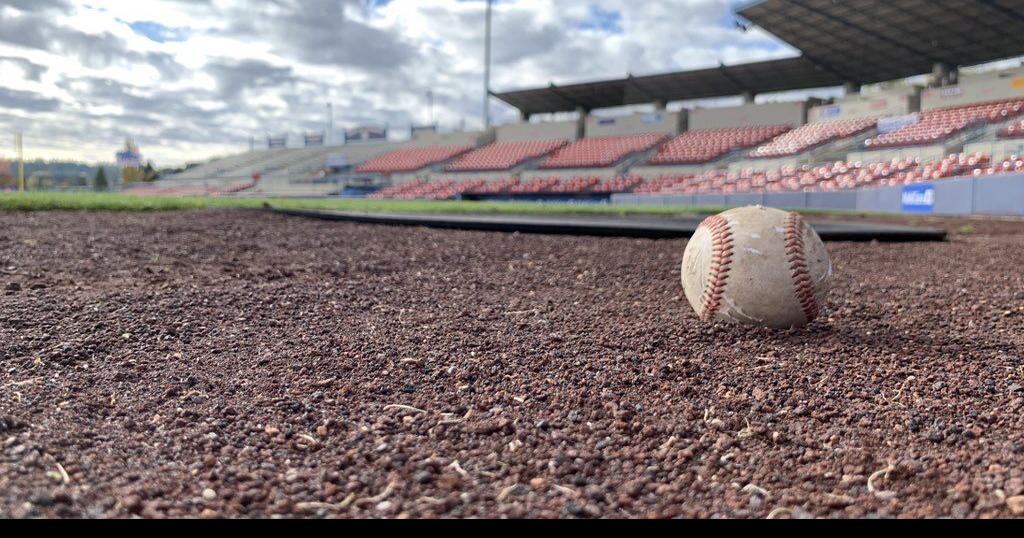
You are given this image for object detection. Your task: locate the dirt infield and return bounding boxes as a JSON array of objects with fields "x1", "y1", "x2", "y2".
[{"x1": 2, "y1": 209, "x2": 1023, "y2": 519}]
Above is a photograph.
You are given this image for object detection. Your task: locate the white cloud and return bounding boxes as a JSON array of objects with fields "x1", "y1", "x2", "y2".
[{"x1": 0, "y1": 0, "x2": 794, "y2": 166}]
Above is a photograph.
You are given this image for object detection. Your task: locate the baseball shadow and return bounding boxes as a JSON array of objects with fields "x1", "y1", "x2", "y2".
[
  {"x1": 774, "y1": 319, "x2": 1015, "y2": 356},
  {"x1": 754, "y1": 321, "x2": 1013, "y2": 357}
]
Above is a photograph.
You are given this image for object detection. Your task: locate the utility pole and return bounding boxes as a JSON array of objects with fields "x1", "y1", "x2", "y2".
[
  {"x1": 15, "y1": 132, "x2": 24, "y2": 192},
  {"x1": 483, "y1": 0, "x2": 493, "y2": 129},
  {"x1": 327, "y1": 102, "x2": 334, "y2": 145},
  {"x1": 427, "y1": 90, "x2": 435, "y2": 127}
]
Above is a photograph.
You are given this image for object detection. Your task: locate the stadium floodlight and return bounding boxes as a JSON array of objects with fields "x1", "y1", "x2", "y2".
[{"x1": 483, "y1": 0, "x2": 493, "y2": 130}]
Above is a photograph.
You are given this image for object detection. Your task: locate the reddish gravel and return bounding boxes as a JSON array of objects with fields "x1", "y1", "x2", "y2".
[{"x1": 1, "y1": 209, "x2": 1023, "y2": 519}]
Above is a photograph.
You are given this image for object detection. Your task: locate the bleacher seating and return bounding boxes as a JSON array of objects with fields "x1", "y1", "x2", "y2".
[
  {"x1": 647, "y1": 126, "x2": 789, "y2": 165},
  {"x1": 465, "y1": 176, "x2": 520, "y2": 195},
  {"x1": 999, "y1": 120, "x2": 1024, "y2": 139},
  {"x1": 592, "y1": 175, "x2": 644, "y2": 193},
  {"x1": 445, "y1": 140, "x2": 568, "y2": 172},
  {"x1": 748, "y1": 118, "x2": 876, "y2": 158},
  {"x1": 370, "y1": 174, "x2": 648, "y2": 199},
  {"x1": 238, "y1": 149, "x2": 1017, "y2": 201},
  {"x1": 538, "y1": 134, "x2": 665, "y2": 169},
  {"x1": 354, "y1": 145, "x2": 472, "y2": 174},
  {"x1": 864, "y1": 99, "x2": 1024, "y2": 149},
  {"x1": 972, "y1": 155, "x2": 1024, "y2": 176},
  {"x1": 635, "y1": 152, "x2": 994, "y2": 195}
]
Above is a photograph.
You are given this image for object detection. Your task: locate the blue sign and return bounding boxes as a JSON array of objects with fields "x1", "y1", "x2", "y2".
[
  {"x1": 901, "y1": 183, "x2": 935, "y2": 213},
  {"x1": 641, "y1": 113, "x2": 663, "y2": 124},
  {"x1": 819, "y1": 105, "x2": 841, "y2": 118}
]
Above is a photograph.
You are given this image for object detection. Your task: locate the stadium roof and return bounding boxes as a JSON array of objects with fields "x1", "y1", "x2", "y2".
[
  {"x1": 738, "y1": 0, "x2": 1024, "y2": 85},
  {"x1": 494, "y1": 0, "x2": 1024, "y2": 117}
]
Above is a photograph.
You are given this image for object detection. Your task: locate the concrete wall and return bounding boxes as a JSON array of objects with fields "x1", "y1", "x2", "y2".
[
  {"x1": 584, "y1": 110, "x2": 685, "y2": 137},
  {"x1": 408, "y1": 129, "x2": 494, "y2": 148},
  {"x1": 688, "y1": 101, "x2": 806, "y2": 130},
  {"x1": 495, "y1": 120, "x2": 580, "y2": 143},
  {"x1": 611, "y1": 173, "x2": 1024, "y2": 216},
  {"x1": 809, "y1": 89, "x2": 919, "y2": 122},
  {"x1": 921, "y1": 66, "x2": 1024, "y2": 111}
]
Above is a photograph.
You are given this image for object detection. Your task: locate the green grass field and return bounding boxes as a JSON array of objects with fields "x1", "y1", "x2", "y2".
[
  {"x1": 0, "y1": 192, "x2": 730, "y2": 216},
  {"x1": 0, "y1": 191, "x2": 871, "y2": 218}
]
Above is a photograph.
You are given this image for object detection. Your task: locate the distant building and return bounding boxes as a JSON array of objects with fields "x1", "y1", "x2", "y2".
[{"x1": 117, "y1": 138, "x2": 144, "y2": 183}]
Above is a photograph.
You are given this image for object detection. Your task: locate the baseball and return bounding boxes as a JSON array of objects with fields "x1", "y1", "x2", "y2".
[{"x1": 680, "y1": 206, "x2": 831, "y2": 329}]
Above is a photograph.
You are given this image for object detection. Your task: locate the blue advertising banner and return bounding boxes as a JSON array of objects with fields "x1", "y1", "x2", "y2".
[{"x1": 901, "y1": 183, "x2": 935, "y2": 213}]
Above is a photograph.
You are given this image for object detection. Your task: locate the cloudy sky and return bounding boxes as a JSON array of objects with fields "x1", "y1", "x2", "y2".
[{"x1": 0, "y1": 0, "x2": 800, "y2": 165}]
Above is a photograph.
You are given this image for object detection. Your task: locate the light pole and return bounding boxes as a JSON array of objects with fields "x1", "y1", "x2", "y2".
[
  {"x1": 15, "y1": 132, "x2": 24, "y2": 192},
  {"x1": 327, "y1": 102, "x2": 334, "y2": 145},
  {"x1": 483, "y1": 0, "x2": 493, "y2": 130},
  {"x1": 427, "y1": 90, "x2": 435, "y2": 127}
]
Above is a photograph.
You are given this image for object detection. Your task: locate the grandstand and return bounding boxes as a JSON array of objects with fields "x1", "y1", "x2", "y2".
[{"x1": 150, "y1": 0, "x2": 1024, "y2": 215}]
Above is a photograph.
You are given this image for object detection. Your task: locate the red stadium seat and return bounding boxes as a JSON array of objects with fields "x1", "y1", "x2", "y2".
[
  {"x1": 648, "y1": 126, "x2": 790, "y2": 165},
  {"x1": 636, "y1": 152, "x2": 996, "y2": 195},
  {"x1": 999, "y1": 119, "x2": 1024, "y2": 139},
  {"x1": 749, "y1": 118, "x2": 876, "y2": 158},
  {"x1": 538, "y1": 134, "x2": 666, "y2": 169},
  {"x1": 445, "y1": 140, "x2": 568, "y2": 172},
  {"x1": 354, "y1": 145, "x2": 472, "y2": 174},
  {"x1": 864, "y1": 98, "x2": 1024, "y2": 149}
]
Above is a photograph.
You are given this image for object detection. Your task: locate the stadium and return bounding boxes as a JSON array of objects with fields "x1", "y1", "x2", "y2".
[
  {"x1": 124, "y1": 0, "x2": 1024, "y2": 217},
  {"x1": 2, "y1": 0, "x2": 1024, "y2": 520}
]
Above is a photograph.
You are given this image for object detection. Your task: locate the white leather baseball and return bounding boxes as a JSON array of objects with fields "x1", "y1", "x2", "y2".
[{"x1": 681, "y1": 206, "x2": 831, "y2": 328}]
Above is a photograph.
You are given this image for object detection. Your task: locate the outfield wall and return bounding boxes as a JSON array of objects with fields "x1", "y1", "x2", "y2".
[{"x1": 611, "y1": 173, "x2": 1024, "y2": 216}]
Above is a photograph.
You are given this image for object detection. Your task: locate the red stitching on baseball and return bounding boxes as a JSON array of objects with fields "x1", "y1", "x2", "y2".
[
  {"x1": 698, "y1": 215, "x2": 734, "y2": 321},
  {"x1": 785, "y1": 212, "x2": 820, "y2": 323}
]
